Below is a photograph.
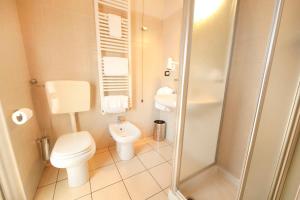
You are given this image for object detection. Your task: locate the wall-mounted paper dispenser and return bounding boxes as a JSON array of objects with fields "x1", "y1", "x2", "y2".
[{"x1": 11, "y1": 108, "x2": 33, "y2": 125}]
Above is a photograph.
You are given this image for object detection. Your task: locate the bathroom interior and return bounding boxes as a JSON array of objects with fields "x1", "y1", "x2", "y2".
[{"x1": 0, "y1": 0, "x2": 300, "y2": 199}]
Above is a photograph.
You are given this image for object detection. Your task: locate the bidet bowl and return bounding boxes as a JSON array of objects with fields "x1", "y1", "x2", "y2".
[{"x1": 109, "y1": 121, "x2": 141, "y2": 160}]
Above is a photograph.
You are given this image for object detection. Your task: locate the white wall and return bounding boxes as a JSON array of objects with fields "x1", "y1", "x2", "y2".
[{"x1": 159, "y1": 0, "x2": 183, "y2": 142}]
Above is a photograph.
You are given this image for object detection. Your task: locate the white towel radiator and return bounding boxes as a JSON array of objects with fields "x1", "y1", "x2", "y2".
[{"x1": 94, "y1": 0, "x2": 132, "y2": 114}]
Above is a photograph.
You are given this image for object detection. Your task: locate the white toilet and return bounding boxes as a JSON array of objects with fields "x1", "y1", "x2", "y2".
[
  {"x1": 45, "y1": 81, "x2": 96, "y2": 187},
  {"x1": 109, "y1": 121, "x2": 141, "y2": 160}
]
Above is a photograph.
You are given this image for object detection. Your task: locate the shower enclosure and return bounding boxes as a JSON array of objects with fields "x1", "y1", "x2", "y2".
[
  {"x1": 171, "y1": 0, "x2": 239, "y2": 199},
  {"x1": 177, "y1": 0, "x2": 237, "y2": 181},
  {"x1": 170, "y1": 0, "x2": 300, "y2": 199}
]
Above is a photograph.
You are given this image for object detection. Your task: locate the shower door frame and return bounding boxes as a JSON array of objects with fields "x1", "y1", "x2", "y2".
[
  {"x1": 170, "y1": 0, "x2": 239, "y2": 199},
  {"x1": 270, "y1": 81, "x2": 300, "y2": 199},
  {"x1": 236, "y1": 0, "x2": 287, "y2": 198},
  {"x1": 237, "y1": 0, "x2": 300, "y2": 198},
  {"x1": 170, "y1": 0, "x2": 194, "y2": 197}
]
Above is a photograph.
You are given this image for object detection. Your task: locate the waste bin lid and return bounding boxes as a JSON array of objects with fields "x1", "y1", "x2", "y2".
[{"x1": 154, "y1": 120, "x2": 165, "y2": 124}]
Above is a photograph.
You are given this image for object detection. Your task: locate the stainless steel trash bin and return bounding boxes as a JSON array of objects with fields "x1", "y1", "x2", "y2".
[
  {"x1": 153, "y1": 120, "x2": 166, "y2": 141},
  {"x1": 38, "y1": 136, "x2": 50, "y2": 161}
]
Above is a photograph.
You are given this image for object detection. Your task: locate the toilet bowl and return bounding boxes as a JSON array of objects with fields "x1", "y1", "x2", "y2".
[
  {"x1": 109, "y1": 121, "x2": 141, "y2": 160},
  {"x1": 50, "y1": 131, "x2": 96, "y2": 187}
]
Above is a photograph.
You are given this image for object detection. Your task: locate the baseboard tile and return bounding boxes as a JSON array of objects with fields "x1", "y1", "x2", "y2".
[{"x1": 217, "y1": 166, "x2": 241, "y2": 187}]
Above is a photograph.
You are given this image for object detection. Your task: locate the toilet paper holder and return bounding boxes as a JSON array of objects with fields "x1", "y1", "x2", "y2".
[
  {"x1": 11, "y1": 108, "x2": 33, "y2": 125},
  {"x1": 30, "y1": 79, "x2": 44, "y2": 87}
]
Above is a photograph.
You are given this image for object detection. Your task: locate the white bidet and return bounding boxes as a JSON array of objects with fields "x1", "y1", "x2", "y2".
[{"x1": 109, "y1": 121, "x2": 141, "y2": 160}]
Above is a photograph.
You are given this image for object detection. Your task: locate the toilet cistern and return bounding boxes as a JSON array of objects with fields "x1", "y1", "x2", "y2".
[{"x1": 45, "y1": 81, "x2": 96, "y2": 187}]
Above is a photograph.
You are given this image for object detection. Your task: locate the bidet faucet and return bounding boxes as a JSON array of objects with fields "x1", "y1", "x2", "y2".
[{"x1": 117, "y1": 116, "x2": 126, "y2": 123}]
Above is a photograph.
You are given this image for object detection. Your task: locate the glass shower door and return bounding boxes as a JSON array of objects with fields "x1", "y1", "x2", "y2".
[
  {"x1": 179, "y1": 0, "x2": 237, "y2": 180},
  {"x1": 171, "y1": 0, "x2": 238, "y2": 199}
]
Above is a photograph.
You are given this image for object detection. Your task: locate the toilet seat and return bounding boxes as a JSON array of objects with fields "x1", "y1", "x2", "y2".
[
  {"x1": 50, "y1": 131, "x2": 96, "y2": 187},
  {"x1": 52, "y1": 131, "x2": 93, "y2": 159},
  {"x1": 50, "y1": 131, "x2": 96, "y2": 170}
]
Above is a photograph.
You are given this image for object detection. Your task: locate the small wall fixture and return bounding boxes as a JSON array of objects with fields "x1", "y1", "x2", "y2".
[
  {"x1": 141, "y1": 26, "x2": 148, "y2": 31},
  {"x1": 166, "y1": 57, "x2": 178, "y2": 71}
]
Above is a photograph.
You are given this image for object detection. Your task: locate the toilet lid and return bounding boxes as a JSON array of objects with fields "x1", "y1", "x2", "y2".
[{"x1": 52, "y1": 131, "x2": 93, "y2": 158}]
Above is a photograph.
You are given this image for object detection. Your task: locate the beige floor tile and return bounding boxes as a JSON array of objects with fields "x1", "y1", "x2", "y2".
[
  {"x1": 53, "y1": 179, "x2": 90, "y2": 200},
  {"x1": 90, "y1": 164, "x2": 121, "y2": 192},
  {"x1": 89, "y1": 151, "x2": 114, "y2": 170},
  {"x1": 57, "y1": 169, "x2": 67, "y2": 181},
  {"x1": 108, "y1": 145, "x2": 116, "y2": 150},
  {"x1": 109, "y1": 148, "x2": 121, "y2": 162},
  {"x1": 95, "y1": 147, "x2": 108, "y2": 154},
  {"x1": 148, "y1": 191, "x2": 168, "y2": 200},
  {"x1": 134, "y1": 138, "x2": 146, "y2": 146},
  {"x1": 34, "y1": 183, "x2": 55, "y2": 200},
  {"x1": 164, "y1": 188, "x2": 170, "y2": 195},
  {"x1": 124, "y1": 171, "x2": 161, "y2": 200},
  {"x1": 138, "y1": 150, "x2": 165, "y2": 169},
  {"x1": 39, "y1": 166, "x2": 58, "y2": 187},
  {"x1": 92, "y1": 181, "x2": 131, "y2": 200},
  {"x1": 147, "y1": 140, "x2": 169, "y2": 149},
  {"x1": 78, "y1": 194, "x2": 92, "y2": 200},
  {"x1": 135, "y1": 142, "x2": 153, "y2": 155},
  {"x1": 156, "y1": 146, "x2": 173, "y2": 161},
  {"x1": 142, "y1": 136, "x2": 153, "y2": 142},
  {"x1": 180, "y1": 167, "x2": 238, "y2": 200},
  {"x1": 138, "y1": 136, "x2": 153, "y2": 142},
  {"x1": 116, "y1": 157, "x2": 145, "y2": 179},
  {"x1": 149, "y1": 163, "x2": 172, "y2": 189}
]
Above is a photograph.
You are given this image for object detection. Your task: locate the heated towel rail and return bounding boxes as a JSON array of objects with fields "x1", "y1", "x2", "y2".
[{"x1": 94, "y1": 0, "x2": 132, "y2": 114}]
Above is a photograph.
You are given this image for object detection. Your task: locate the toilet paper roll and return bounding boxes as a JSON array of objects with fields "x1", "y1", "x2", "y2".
[{"x1": 11, "y1": 108, "x2": 33, "y2": 125}]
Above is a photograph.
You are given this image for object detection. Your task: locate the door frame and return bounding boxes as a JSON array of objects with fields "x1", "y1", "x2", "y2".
[
  {"x1": 270, "y1": 81, "x2": 300, "y2": 199},
  {"x1": 0, "y1": 101, "x2": 26, "y2": 200}
]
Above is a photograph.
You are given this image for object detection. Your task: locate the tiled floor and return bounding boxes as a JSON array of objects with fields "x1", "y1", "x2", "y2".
[
  {"x1": 34, "y1": 138, "x2": 172, "y2": 200},
  {"x1": 179, "y1": 166, "x2": 238, "y2": 200}
]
